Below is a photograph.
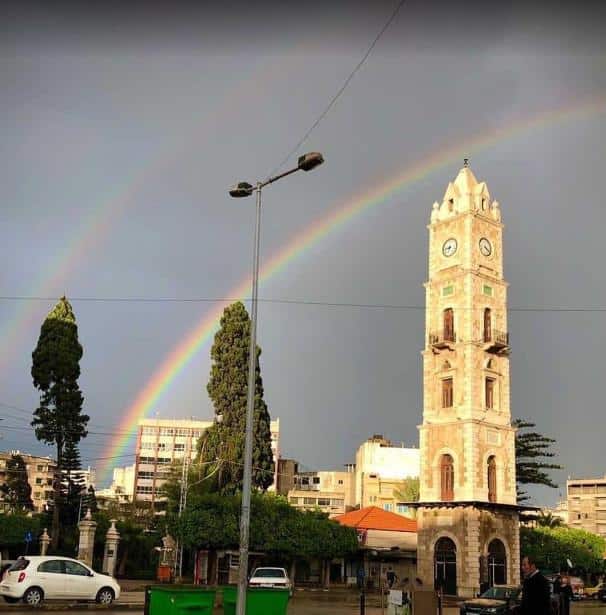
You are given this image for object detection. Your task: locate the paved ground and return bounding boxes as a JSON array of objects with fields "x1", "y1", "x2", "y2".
[{"x1": 1, "y1": 595, "x2": 605, "y2": 613}]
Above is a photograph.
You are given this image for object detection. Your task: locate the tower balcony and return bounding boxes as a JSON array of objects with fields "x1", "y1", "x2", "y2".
[
  {"x1": 429, "y1": 331, "x2": 456, "y2": 349},
  {"x1": 483, "y1": 330, "x2": 510, "y2": 354}
]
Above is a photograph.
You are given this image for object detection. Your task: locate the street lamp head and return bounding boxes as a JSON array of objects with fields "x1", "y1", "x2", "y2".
[
  {"x1": 229, "y1": 182, "x2": 254, "y2": 198},
  {"x1": 297, "y1": 152, "x2": 324, "y2": 172}
]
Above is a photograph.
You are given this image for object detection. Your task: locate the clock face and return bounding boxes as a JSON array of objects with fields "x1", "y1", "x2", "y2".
[
  {"x1": 442, "y1": 238, "x2": 457, "y2": 257},
  {"x1": 479, "y1": 237, "x2": 492, "y2": 256}
]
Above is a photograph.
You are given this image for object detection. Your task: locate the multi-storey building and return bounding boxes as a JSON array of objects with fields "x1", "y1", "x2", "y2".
[
  {"x1": 415, "y1": 163, "x2": 520, "y2": 597},
  {"x1": 355, "y1": 435, "x2": 419, "y2": 512},
  {"x1": 0, "y1": 450, "x2": 57, "y2": 513},
  {"x1": 134, "y1": 417, "x2": 280, "y2": 506},
  {"x1": 288, "y1": 468, "x2": 356, "y2": 517},
  {"x1": 567, "y1": 474, "x2": 606, "y2": 538},
  {"x1": 97, "y1": 464, "x2": 135, "y2": 504}
]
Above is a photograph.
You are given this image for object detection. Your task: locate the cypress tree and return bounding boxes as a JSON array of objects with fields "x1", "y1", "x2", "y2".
[
  {"x1": 0, "y1": 454, "x2": 34, "y2": 512},
  {"x1": 31, "y1": 296, "x2": 89, "y2": 548},
  {"x1": 199, "y1": 302, "x2": 274, "y2": 494}
]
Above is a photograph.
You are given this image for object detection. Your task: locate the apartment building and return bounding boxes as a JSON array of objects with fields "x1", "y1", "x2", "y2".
[
  {"x1": 134, "y1": 417, "x2": 280, "y2": 506},
  {"x1": 288, "y1": 468, "x2": 356, "y2": 517},
  {"x1": 355, "y1": 435, "x2": 420, "y2": 512},
  {"x1": 97, "y1": 464, "x2": 135, "y2": 504},
  {"x1": 0, "y1": 450, "x2": 57, "y2": 513},
  {"x1": 567, "y1": 474, "x2": 606, "y2": 538}
]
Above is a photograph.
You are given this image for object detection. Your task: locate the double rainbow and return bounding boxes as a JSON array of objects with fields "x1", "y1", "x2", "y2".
[{"x1": 94, "y1": 95, "x2": 605, "y2": 481}]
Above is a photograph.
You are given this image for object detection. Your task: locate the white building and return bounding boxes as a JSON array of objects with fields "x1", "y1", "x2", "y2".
[
  {"x1": 355, "y1": 435, "x2": 420, "y2": 509},
  {"x1": 97, "y1": 464, "x2": 135, "y2": 503},
  {"x1": 134, "y1": 417, "x2": 280, "y2": 507}
]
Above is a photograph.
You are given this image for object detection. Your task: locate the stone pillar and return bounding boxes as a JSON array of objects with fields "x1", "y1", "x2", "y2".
[
  {"x1": 39, "y1": 528, "x2": 50, "y2": 556},
  {"x1": 102, "y1": 520, "x2": 120, "y2": 576},
  {"x1": 77, "y1": 509, "x2": 97, "y2": 567}
]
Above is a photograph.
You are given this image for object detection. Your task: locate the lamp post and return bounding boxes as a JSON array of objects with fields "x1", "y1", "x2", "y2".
[{"x1": 229, "y1": 152, "x2": 324, "y2": 615}]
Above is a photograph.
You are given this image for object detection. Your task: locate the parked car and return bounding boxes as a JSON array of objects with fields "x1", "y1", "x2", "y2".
[
  {"x1": 0, "y1": 556, "x2": 121, "y2": 606},
  {"x1": 248, "y1": 567, "x2": 292, "y2": 597},
  {"x1": 597, "y1": 586, "x2": 606, "y2": 603},
  {"x1": 459, "y1": 585, "x2": 521, "y2": 614},
  {"x1": 583, "y1": 581, "x2": 605, "y2": 599}
]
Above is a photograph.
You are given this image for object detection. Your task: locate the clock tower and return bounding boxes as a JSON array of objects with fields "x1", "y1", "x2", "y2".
[{"x1": 415, "y1": 163, "x2": 520, "y2": 597}]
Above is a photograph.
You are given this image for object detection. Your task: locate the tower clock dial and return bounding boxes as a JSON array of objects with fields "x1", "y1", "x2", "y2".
[
  {"x1": 479, "y1": 237, "x2": 492, "y2": 256},
  {"x1": 442, "y1": 238, "x2": 458, "y2": 257}
]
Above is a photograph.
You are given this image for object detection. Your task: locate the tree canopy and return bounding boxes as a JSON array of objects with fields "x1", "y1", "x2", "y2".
[
  {"x1": 0, "y1": 455, "x2": 34, "y2": 512},
  {"x1": 513, "y1": 418, "x2": 562, "y2": 502},
  {"x1": 520, "y1": 526, "x2": 605, "y2": 574},
  {"x1": 199, "y1": 302, "x2": 274, "y2": 494},
  {"x1": 170, "y1": 493, "x2": 358, "y2": 561}
]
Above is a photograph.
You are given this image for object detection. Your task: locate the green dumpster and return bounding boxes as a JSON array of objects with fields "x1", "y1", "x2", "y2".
[
  {"x1": 222, "y1": 586, "x2": 290, "y2": 615},
  {"x1": 145, "y1": 585, "x2": 216, "y2": 615}
]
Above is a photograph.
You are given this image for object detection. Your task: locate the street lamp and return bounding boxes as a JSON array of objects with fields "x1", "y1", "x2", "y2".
[{"x1": 229, "y1": 152, "x2": 324, "y2": 615}]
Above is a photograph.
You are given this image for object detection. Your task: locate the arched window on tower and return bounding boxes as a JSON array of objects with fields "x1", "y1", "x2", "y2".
[
  {"x1": 487, "y1": 456, "x2": 497, "y2": 503},
  {"x1": 440, "y1": 454, "x2": 454, "y2": 501},
  {"x1": 444, "y1": 308, "x2": 455, "y2": 342},
  {"x1": 483, "y1": 308, "x2": 492, "y2": 342}
]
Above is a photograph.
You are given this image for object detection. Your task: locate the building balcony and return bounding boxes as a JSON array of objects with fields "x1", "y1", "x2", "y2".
[
  {"x1": 429, "y1": 331, "x2": 456, "y2": 349},
  {"x1": 483, "y1": 330, "x2": 510, "y2": 354}
]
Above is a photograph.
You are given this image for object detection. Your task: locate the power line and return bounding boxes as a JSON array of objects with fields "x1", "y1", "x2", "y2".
[
  {"x1": 268, "y1": 0, "x2": 407, "y2": 177},
  {"x1": 0, "y1": 295, "x2": 604, "y2": 312}
]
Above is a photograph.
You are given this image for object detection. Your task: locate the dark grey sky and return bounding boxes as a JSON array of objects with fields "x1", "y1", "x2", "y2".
[{"x1": 1, "y1": 1, "x2": 605, "y2": 502}]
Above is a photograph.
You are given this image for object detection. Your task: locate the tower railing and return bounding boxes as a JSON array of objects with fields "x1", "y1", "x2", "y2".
[{"x1": 429, "y1": 331, "x2": 456, "y2": 348}]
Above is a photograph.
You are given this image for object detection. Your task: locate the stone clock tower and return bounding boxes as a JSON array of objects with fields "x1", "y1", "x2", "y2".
[{"x1": 415, "y1": 162, "x2": 520, "y2": 597}]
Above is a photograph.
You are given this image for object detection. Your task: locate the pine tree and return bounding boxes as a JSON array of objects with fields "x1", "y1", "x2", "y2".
[
  {"x1": 199, "y1": 302, "x2": 274, "y2": 494},
  {"x1": 31, "y1": 296, "x2": 89, "y2": 547},
  {"x1": 514, "y1": 418, "x2": 563, "y2": 502},
  {"x1": 0, "y1": 454, "x2": 34, "y2": 512},
  {"x1": 62, "y1": 439, "x2": 86, "y2": 526}
]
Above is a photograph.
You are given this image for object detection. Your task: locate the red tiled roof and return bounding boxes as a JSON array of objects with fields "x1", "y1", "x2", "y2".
[{"x1": 334, "y1": 506, "x2": 417, "y2": 532}]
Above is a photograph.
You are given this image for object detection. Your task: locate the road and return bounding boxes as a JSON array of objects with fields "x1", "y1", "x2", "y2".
[{"x1": 2, "y1": 599, "x2": 606, "y2": 614}]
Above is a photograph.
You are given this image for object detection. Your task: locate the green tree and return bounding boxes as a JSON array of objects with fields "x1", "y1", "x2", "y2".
[
  {"x1": 31, "y1": 296, "x2": 89, "y2": 548},
  {"x1": 393, "y1": 477, "x2": 420, "y2": 502},
  {"x1": 520, "y1": 526, "x2": 605, "y2": 574},
  {"x1": 0, "y1": 454, "x2": 34, "y2": 512},
  {"x1": 514, "y1": 418, "x2": 562, "y2": 503},
  {"x1": 199, "y1": 302, "x2": 274, "y2": 494},
  {"x1": 62, "y1": 439, "x2": 86, "y2": 526},
  {"x1": 536, "y1": 511, "x2": 563, "y2": 529}
]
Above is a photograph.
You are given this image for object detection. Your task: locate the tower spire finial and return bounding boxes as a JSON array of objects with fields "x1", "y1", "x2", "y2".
[{"x1": 463, "y1": 158, "x2": 469, "y2": 168}]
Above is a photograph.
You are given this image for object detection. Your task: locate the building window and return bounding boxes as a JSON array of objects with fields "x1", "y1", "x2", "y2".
[
  {"x1": 383, "y1": 503, "x2": 394, "y2": 512},
  {"x1": 483, "y1": 308, "x2": 492, "y2": 342},
  {"x1": 440, "y1": 454, "x2": 454, "y2": 501},
  {"x1": 317, "y1": 498, "x2": 330, "y2": 506},
  {"x1": 443, "y1": 308, "x2": 455, "y2": 341},
  {"x1": 174, "y1": 443, "x2": 185, "y2": 452},
  {"x1": 396, "y1": 504, "x2": 409, "y2": 515},
  {"x1": 442, "y1": 378, "x2": 454, "y2": 408},
  {"x1": 487, "y1": 456, "x2": 497, "y2": 503},
  {"x1": 312, "y1": 476, "x2": 320, "y2": 485},
  {"x1": 442, "y1": 285, "x2": 454, "y2": 297},
  {"x1": 485, "y1": 378, "x2": 495, "y2": 409},
  {"x1": 483, "y1": 285, "x2": 493, "y2": 296},
  {"x1": 304, "y1": 497, "x2": 315, "y2": 505},
  {"x1": 338, "y1": 479, "x2": 343, "y2": 485}
]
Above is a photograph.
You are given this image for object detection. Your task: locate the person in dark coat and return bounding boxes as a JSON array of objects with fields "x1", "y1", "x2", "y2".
[
  {"x1": 520, "y1": 555, "x2": 552, "y2": 615},
  {"x1": 558, "y1": 575, "x2": 573, "y2": 615}
]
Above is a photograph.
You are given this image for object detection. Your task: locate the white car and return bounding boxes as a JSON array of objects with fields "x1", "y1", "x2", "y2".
[
  {"x1": 0, "y1": 556, "x2": 121, "y2": 606},
  {"x1": 248, "y1": 567, "x2": 292, "y2": 596}
]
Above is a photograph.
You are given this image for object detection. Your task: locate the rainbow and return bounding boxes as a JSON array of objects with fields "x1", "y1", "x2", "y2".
[
  {"x1": 102, "y1": 95, "x2": 606, "y2": 480},
  {"x1": 0, "y1": 51, "x2": 305, "y2": 376}
]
